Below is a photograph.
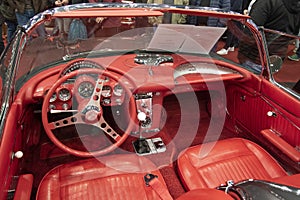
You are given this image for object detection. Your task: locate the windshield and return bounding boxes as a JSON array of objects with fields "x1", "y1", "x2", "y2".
[
  {"x1": 13, "y1": 4, "x2": 257, "y2": 81},
  {"x1": 0, "y1": 3, "x2": 279, "y2": 93},
  {"x1": 20, "y1": 21, "x2": 228, "y2": 68}
]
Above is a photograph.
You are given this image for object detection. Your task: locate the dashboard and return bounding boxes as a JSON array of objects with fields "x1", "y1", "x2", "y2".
[{"x1": 31, "y1": 53, "x2": 246, "y2": 132}]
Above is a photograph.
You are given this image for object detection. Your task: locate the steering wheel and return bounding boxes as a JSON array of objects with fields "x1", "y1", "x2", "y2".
[{"x1": 42, "y1": 68, "x2": 137, "y2": 157}]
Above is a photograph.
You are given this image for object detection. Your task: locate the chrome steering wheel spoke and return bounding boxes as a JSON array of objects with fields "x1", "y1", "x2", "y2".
[{"x1": 93, "y1": 116, "x2": 121, "y2": 142}]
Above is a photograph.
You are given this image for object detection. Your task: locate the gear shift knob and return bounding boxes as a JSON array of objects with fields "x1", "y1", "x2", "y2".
[{"x1": 137, "y1": 111, "x2": 147, "y2": 122}]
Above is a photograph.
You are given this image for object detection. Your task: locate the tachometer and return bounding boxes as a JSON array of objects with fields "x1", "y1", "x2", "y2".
[{"x1": 73, "y1": 75, "x2": 96, "y2": 101}]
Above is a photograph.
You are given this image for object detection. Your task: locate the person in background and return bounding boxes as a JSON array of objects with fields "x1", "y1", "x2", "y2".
[
  {"x1": 0, "y1": 0, "x2": 18, "y2": 55},
  {"x1": 0, "y1": 0, "x2": 18, "y2": 43},
  {"x1": 67, "y1": 0, "x2": 89, "y2": 41},
  {"x1": 72, "y1": 0, "x2": 88, "y2": 3},
  {"x1": 0, "y1": 10, "x2": 5, "y2": 55},
  {"x1": 88, "y1": 0, "x2": 122, "y2": 37},
  {"x1": 238, "y1": 0, "x2": 300, "y2": 73},
  {"x1": 294, "y1": 32, "x2": 300, "y2": 53},
  {"x1": 133, "y1": 0, "x2": 147, "y2": 2},
  {"x1": 187, "y1": 0, "x2": 230, "y2": 27},
  {"x1": 187, "y1": 0, "x2": 230, "y2": 53},
  {"x1": 243, "y1": 0, "x2": 255, "y2": 15},
  {"x1": 242, "y1": 0, "x2": 251, "y2": 12},
  {"x1": 287, "y1": 16, "x2": 300, "y2": 61},
  {"x1": 249, "y1": 0, "x2": 299, "y2": 34},
  {"x1": 216, "y1": 0, "x2": 243, "y2": 55},
  {"x1": 147, "y1": 0, "x2": 188, "y2": 25},
  {"x1": 50, "y1": 0, "x2": 72, "y2": 37},
  {"x1": 6, "y1": 0, "x2": 49, "y2": 37},
  {"x1": 288, "y1": 43, "x2": 300, "y2": 61},
  {"x1": 250, "y1": 0, "x2": 300, "y2": 59}
]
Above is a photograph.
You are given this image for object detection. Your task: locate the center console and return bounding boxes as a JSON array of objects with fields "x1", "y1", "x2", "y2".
[{"x1": 132, "y1": 92, "x2": 167, "y2": 155}]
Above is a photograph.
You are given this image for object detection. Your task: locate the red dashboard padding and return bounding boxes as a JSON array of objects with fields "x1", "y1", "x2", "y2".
[
  {"x1": 177, "y1": 138, "x2": 287, "y2": 190},
  {"x1": 36, "y1": 154, "x2": 171, "y2": 200}
]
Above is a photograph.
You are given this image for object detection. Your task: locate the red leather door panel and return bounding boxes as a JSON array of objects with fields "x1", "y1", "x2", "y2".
[{"x1": 226, "y1": 83, "x2": 300, "y2": 161}]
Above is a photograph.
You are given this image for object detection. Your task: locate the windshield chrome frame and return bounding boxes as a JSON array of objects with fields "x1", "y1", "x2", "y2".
[
  {"x1": 0, "y1": 29, "x2": 25, "y2": 137},
  {"x1": 260, "y1": 28, "x2": 300, "y2": 100},
  {"x1": 23, "y1": 3, "x2": 248, "y2": 34}
]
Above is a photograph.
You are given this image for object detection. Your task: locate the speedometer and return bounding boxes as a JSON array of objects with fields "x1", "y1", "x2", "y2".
[{"x1": 78, "y1": 81, "x2": 94, "y2": 98}]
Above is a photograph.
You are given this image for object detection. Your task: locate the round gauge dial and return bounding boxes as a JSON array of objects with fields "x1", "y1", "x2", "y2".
[
  {"x1": 78, "y1": 81, "x2": 94, "y2": 98},
  {"x1": 49, "y1": 92, "x2": 57, "y2": 103},
  {"x1": 102, "y1": 85, "x2": 112, "y2": 97},
  {"x1": 58, "y1": 88, "x2": 71, "y2": 101},
  {"x1": 113, "y1": 84, "x2": 123, "y2": 96}
]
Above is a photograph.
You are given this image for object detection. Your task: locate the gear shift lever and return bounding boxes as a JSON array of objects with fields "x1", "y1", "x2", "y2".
[
  {"x1": 133, "y1": 111, "x2": 151, "y2": 154},
  {"x1": 137, "y1": 111, "x2": 147, "y2": 124},
  {"x1": 137, "y1": 111, "x2": 147, "y2": 139}
]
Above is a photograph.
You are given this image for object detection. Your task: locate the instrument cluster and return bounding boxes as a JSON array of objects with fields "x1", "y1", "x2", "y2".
[
  {"x1": 73, "y1": 75, "x2": 125, "y2": 106},
  {"x1": 48, "y1": 60, "x2": 125, "y2": 112},
  {"x1": 48, "y1": 76, "x2": 125, "y2": 111},
  {"x1": 48, "y1": 83, "x2": 73, "y2": 111}
]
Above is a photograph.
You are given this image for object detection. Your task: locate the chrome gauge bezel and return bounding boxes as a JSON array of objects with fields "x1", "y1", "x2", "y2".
[
  {"x1": 49, "y1": 92, "x2": 57, "y2": 103},
  {"x1": 102, "y1": 85, "x2": 112, "y2": 98},
  {"x1": 78, "y1": 81, "x2": 95, "y2": 98},
  {"x1": 113, "y1": 84, "x2": 123, "y2": 97},
  {"x1": 58, "y1": 88, "x2": 72, "y2": 101}
]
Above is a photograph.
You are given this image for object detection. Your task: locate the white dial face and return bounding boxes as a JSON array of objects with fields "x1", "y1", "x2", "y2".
[{"x1": 113, "y1": 84, "x2": 123, "y2": 96}]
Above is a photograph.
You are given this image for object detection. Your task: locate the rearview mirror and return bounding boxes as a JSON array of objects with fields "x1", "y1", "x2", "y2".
[{"x1": 269, "y1": 55, "x2": 283, "y2": 74}]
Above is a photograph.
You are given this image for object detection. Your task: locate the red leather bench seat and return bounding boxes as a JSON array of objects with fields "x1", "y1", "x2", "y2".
[
  {"x1": 177, "y1": 138, "x2": 288, "y2": 190},
  {"x1": 37, "y1": 154, "x2": 170, "y2": 200}
]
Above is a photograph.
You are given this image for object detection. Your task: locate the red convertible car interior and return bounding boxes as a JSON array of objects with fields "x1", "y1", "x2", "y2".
[{"x1": 0, "y1": 3, "x2": 299, "y2": 200}]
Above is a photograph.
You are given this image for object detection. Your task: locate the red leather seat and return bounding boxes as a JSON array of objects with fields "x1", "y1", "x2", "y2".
[
  {"x1": 36, "y1": 154, "x2": 170, "y2": 200},
  {"x1": 177, "y1": 138, "x2": 287, "y2": 190},
  {"x1": 176, "y1": 189, "x2": 233, "y2": 200}
]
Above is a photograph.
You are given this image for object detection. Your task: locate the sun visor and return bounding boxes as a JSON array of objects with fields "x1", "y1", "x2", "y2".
[{"x1": 148, "y1": 24, "x2": 227, "y2": 54}]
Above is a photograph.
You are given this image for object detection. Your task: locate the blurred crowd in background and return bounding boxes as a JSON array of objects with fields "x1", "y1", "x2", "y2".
[{"x1": 0, "y1": 0, "x2": 299, "y2": 60}]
